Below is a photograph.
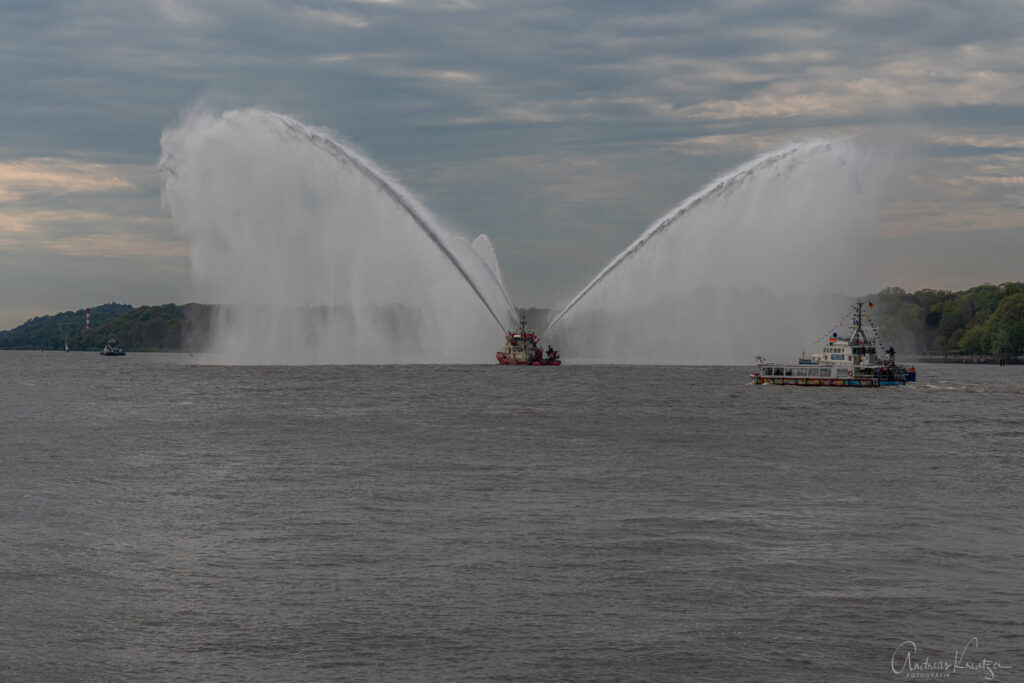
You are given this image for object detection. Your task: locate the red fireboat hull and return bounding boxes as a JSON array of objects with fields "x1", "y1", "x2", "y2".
[{"x1": 496, "y1": 352, "x2": 561, "y2": 366}]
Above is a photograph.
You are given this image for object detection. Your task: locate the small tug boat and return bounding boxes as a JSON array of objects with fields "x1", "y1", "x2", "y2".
[
  {"x1": 751, "y1": 302, "x2": 915, "y2": 387},
  {"x1": 497, "y1": 314, "x2": 561, "y2": 365},
  {"x1": 100, "y1": 336, "x2": 126, "y2": 356}
]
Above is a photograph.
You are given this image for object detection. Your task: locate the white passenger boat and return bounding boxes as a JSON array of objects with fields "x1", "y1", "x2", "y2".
[{"x1": 751, "y1": 302, "x2": 915, "y2": 387}]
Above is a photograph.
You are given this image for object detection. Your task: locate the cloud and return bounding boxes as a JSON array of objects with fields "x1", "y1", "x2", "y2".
[
  {"x1": 156, "y1": 0, "x2": 206, "y2": 25},
  {"x1": 0, "y1": 210, "x2": 120, "y2": 236},
  {"x1": 0, "y1": 158, "x2": 135, "y2": 203},
  {"x1": 295, "y1": 7, "x2": 368, "y2": 29},
  {"x1": 424, "y1": 69, "x2": 481, "y2": 83},
  {"x1": 2, "y1": 0, "x2": 1024, "y2": 320},
  {"x1": 0, "y1": 157, "x2": 178, "y2": 258},
  {"x1": 930, "y1": 133, "x2": 1024, "y2": 149},
  {"x1": 40, "y1": 233, "x2": 189, "y2": 259}
]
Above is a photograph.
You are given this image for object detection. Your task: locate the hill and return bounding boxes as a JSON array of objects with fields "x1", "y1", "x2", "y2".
[
  {"x1": 2, "y1": 283, "x2": 1023, "y2": 356},
  {"x1": 0, "y1": 303, "x2": 213, "y2": 352},
  {"x1": 866, "y1": 282, "x2": 1024, "y2": 359}
]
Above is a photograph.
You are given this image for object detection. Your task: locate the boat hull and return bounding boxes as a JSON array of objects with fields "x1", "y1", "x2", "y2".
[
  {"x1": 751, "y1": 375, "x2": 905, "y2": 387},
  {"x1": 496, "y1": 352, "x2": 560, "y2": 366}
]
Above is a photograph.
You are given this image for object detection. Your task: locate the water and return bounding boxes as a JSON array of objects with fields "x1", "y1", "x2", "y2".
[
  {"x1": 159, "y1": 109, "x2": 515, "y2": 364},
  {"x1": 160, "y1": 110, "x2": 896, "y2": 366},
  {"x1": 548, "y1": 139, "x2": 895, "y2": 363},
  {"x1": 2, "y1": 352, "x2": 1021, "y2": 681}
]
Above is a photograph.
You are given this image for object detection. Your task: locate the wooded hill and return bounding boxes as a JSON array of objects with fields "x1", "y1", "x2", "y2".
[
  {"x1": 2, "y1": 282, "x2": 1023, "y2": 357},
  {"x1": 867, "y1": 282, "x2": 1024, "y2": 358},
  {"x1": 0, "y1": 302, "x2": 213, "y2": 352}
]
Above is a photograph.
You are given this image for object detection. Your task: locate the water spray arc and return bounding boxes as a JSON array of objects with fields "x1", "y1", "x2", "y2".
[
  {"x1": 544, "y1": 144, "x2": 814, "y2": 335},
  {"x1": 274, "y1": 114, "x2": 517, "y2": 332},
  {"x1": 162, "y1": 110, "x2": 887, "y2": 365},
  {"x1": 541, "y1": 137, "x2": 890, "y2": 363},
  {"x1": 159, "y1": 108, "x2": 520, "y2": 363}
]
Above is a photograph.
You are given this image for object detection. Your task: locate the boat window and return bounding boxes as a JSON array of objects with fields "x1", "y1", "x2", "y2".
[
  {"x1": 773, "y1": 367, "x2": 783, "y2": 376},
  {"x1": 796, "y1": 368, "x2": 807, "y2": 377}
]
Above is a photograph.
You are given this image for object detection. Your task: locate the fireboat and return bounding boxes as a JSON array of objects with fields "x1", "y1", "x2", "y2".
[
  {"x1": 99, "y1": 336, "x2": 126, "y2": 356},
  {"x1": 497, "y1": 314, "x2": 561, "y2": 365},
  {"x1": 750, "y1": 302, "x2": 915, "y2": 387}
]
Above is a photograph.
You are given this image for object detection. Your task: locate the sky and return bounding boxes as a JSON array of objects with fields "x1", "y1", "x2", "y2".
[{"x1": 1, "y1": 0, "x2": 1023, "y2": 330}]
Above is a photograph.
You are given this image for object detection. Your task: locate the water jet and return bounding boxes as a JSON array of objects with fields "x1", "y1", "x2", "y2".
[{"x1": 159, "y1": 108, "x2": 516, "y2": 364}]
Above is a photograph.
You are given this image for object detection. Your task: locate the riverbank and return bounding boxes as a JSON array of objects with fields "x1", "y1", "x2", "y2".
[{"x1": 909, "y1": 355, "x2": 1021, "y2": 365}]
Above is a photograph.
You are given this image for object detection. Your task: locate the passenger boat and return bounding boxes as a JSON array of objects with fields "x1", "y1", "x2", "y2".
[
  {"x1": 99, "y1": 336, "x2": 126, "y2": 356},
  {"x1": 497, "y1": 314, "x2": 561, "y2": 365},
  {"x1": 751, "y1": 302, "x2": 915, "y2": 387}
]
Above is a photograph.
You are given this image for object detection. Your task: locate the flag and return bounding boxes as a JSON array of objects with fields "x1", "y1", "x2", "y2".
[{"x1": 868, "y1": 301, "x2": 873, "y2": 308}]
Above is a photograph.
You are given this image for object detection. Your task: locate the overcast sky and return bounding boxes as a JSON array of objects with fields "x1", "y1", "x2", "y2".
[{"x1": 2, "y1": 0, "x2": 1023, "y2": 329}]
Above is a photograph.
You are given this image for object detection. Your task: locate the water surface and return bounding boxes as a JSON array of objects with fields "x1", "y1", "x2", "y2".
[{"x1": 2, "y1": 353, "x2": 1020, "y2": 681}]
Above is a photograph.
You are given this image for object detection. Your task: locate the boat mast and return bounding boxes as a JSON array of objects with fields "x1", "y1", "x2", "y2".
[
  {"x1": 852, "y1": 302, "x2": 867, "y2": 343},
  {"x1": 519, "y1": 313, "x2": 527, "y2": 360},
  {"x1": 850, "y1": 301, "x2": 869, "y2": 362}
]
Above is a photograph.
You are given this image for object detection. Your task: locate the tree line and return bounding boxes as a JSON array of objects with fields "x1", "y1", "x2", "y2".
[
  {"x1": 2, "y1": 283, "x2": 1023, "y2": 357},
  {"x1": 866, "y1": 282, "x2": 1024, "y2": 358},
  {"x1": 0, "y1": 302, "x2": 213, "y2": 352}
]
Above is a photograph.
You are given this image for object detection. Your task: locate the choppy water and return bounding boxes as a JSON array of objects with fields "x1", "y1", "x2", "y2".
[{"x1": 2, "y1": 352, "x2": 1021, "y2": 681}]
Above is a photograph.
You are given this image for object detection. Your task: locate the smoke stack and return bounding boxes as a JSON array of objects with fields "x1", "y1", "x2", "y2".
[{"x1": 86, "y1": 308, "x2": 90, "y2": 330}]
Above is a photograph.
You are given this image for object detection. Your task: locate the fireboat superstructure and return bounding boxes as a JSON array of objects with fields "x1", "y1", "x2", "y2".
[
  {"x1": 751, "y1": 302, "x2": 915, "y2": 387},
  {"x1": 497, "y1": 314, "x2": 561, "y2": 365}
]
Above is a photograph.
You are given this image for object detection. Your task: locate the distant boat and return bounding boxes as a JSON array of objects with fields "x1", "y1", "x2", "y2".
[
  {"x1": 750, "y1": 301, "x2": 915, "y2": 387},
  {"x1": 99, "y1": 336, "x2": 126, "y2": 356}
]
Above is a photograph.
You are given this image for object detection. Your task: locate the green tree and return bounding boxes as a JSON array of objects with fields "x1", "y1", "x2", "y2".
[
  {"x1": 984, "y1": 293, "x2": 1024, "y2": 356},
  {"x1": 990, "y1": 329, "x2": 1015, "y2": 359},
  {"x1": 958, "y1": 326, "x2": 986, "y2": 354},
  {"x1": 142, "y1": 317, "x2": 168, "y2": 349}
]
